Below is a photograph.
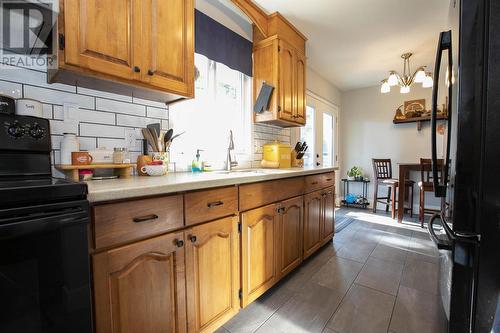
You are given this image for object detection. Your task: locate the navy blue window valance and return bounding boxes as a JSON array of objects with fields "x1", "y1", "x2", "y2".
[{"x1": 195, "y1": 10, "x2": 253, "y2": 77}]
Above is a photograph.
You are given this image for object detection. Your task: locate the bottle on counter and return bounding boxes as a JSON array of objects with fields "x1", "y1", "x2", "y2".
[{"x1": 61, "y1": 133, "x2": 79, "y2": 165}]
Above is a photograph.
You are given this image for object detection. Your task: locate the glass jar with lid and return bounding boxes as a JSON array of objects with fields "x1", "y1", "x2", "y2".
[{"x1": 113, "y1": 148, "x2": 128, "y2": 164}]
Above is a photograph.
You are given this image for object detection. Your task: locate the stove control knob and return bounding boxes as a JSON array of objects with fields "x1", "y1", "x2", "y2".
[
  {"x1": 7, "y1": 122, "x2": 25, "y2": 138},
  {"x1": 29, "y1": 123, "x2": 45, "y2": 139}
]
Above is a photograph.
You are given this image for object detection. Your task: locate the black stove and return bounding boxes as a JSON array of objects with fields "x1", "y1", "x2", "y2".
[
  {"x1": 0, "y1": 114, "x2": 87, "y2": 207},
  {"x1": 0, "y1": 114, "x2": 92, "y2": 333}
]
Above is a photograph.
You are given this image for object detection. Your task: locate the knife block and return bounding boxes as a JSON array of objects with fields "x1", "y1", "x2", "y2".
[{"x1": 291, "y1": 151, "x2": 304, "y2": 168}]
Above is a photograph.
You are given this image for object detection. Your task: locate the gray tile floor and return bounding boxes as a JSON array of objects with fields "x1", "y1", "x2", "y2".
[{"x1": 218, "y1": 208, "x2": 447, "y2": 333}]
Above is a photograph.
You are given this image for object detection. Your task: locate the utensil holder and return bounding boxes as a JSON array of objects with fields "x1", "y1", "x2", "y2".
[{"x1": 150, "y1": 151, "x2": 170, "y2": 173}]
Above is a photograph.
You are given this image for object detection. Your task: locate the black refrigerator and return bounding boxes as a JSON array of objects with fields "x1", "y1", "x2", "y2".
[{"x1": 427, "y1": 0, "x2": 500, "y2": 332}]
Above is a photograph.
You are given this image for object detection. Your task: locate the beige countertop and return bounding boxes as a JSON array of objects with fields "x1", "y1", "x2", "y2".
[{"x1": 86, "y1": 166, "x2": 338, "y2": 203}]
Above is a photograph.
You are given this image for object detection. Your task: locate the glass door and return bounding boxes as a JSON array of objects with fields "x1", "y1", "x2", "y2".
[{"x1": 298, "y1": 93, "x2": 338, "y2": 168}]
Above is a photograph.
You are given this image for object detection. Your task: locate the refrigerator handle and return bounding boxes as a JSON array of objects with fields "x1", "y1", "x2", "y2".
[
  {"x1": 428, "y1": 213, "x2": 453, "y2": 250},
  {"x1": 431, "y1": 30, "x2": 453, "y2": 198}
]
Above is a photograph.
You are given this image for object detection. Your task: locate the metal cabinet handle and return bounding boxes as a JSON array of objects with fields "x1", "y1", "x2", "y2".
[
  {"x1": 133, "y1": 66, "x2": 141, "y2": 73},
  {"x1": 147, "y1": 69, "x2": 155, "y2": 76},
  {"x1": 133, "y1": 214, "x2": 159, "y2": 223},
  {"x1": 326, "y1": 178, "x2": 333, "y2": 181},
  {"x1": 207, "y1": 201, "x2": 224, "y2": 208},
  {"x1": 311, "y1": 181, "x2": 319, "y2": 185},
  {"x1": 174, "y1": 239, "x2": 184, "y2": 247},
  {"x1": 189, "y1": 235, "x2": 197, "y2": 243}
]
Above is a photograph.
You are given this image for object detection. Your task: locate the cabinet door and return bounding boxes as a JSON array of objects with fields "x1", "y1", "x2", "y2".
[
  {"x1": 277, "y1": 196, "x2": 303, "y2": 278},
  {"x1": 185, "y1": 217, "x2": 240, "y2": 333},
  {"x1": 142, "y1": 0, "x2": 194, "y2": 97},
  {"x1": 63, "y1": 0, "x2": 142, "y2": 81},
  {"x1": 93, "y1": 231, "x2": 187, "y2": 333},
  {"x1": 294, "y1": 50, "x2": 307, "y2": 125},
  {"x1": 322, "y1": 187, "x2": 335, "y2": 244},
  {"x1": 303, "y1": 190, "x2": 323, "y2": 259},
  {"x1": 241, "y1": 204, "x2": 278, "y2": 307},
  {"x1": 278, "y1": 40, "x2": 295, "y2": 122}
]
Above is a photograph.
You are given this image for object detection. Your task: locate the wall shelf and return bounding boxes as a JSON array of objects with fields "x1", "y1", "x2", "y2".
[{"x1": 393, "y1": 114, "x2": 448, "y2": 131}]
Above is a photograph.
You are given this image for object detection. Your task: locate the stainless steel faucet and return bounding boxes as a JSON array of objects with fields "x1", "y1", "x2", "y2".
[{"x1": 226, "y1": 130, "x2": 238, "y2": 171}]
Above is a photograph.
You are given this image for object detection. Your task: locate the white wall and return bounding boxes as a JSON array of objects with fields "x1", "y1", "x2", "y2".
[
  {"x1": 307, "y1": 68, "x2": 341, "y2": 106},
  {"x1": 340, "y1": 84, "x2": 444, "y2": 210}
]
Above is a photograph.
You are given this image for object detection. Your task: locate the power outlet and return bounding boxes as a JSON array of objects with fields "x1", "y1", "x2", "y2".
[{"x1": 125, "y1": 129, "x2": 136, "y2": 150}]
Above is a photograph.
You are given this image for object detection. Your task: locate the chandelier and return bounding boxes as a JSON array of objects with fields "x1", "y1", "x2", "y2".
[{"x1": 380, "y1": 52, "x2": 433, "y2": 94}]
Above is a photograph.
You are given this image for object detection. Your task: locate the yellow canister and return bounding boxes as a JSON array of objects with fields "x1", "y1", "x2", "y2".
[{"x1": 262, "y1": 142, "x2": 292, "y2": 168}]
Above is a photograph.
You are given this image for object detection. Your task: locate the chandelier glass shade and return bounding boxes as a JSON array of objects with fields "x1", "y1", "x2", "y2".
[{"x1": 381, "y1": 53, "x2": 433, "y2": 94}]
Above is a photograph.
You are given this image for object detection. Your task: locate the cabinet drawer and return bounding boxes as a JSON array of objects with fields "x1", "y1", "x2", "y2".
[
  {"x1": 239, "y1": 177, "x2": 304, "y2": 211},
  {"x1": 93, "y1": 195, "x2": 183, "y2": 249},
  {"x1": 305, "y1": 172, "x2": 335, "y2": 193},
  {"x1": 184, "y1": 186, "x2": 238, "y2": 226}
]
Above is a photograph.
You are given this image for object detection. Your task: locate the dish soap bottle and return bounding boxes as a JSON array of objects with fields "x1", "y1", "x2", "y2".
[{"x1": 191, "y1": 149, "x2": 203, "y2": 172}]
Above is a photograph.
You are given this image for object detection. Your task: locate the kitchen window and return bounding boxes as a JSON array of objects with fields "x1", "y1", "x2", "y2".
[{"x1": 169, "y1": 54, "x2": 252, "y2": 170}]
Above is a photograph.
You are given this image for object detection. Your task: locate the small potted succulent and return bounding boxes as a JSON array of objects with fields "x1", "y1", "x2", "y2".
[{"x1": 347, "y1": 166, "x2": 363, "y2": 181}]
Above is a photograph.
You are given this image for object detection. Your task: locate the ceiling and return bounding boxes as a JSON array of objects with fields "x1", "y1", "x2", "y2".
[{"x1": 252, "y1": 0, "x2": 450, "y2": 91}]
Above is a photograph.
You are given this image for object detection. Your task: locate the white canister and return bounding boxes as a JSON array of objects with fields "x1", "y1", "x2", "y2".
[
  {"x1": 16, "y1": 98, "x2": 43, "y2": 117},
  {"x1": 61, "y1": 133, "x2": 80, "y2": 165}
]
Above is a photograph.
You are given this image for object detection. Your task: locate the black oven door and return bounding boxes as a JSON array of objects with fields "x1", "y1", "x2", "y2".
[{"x1": 0, "y1": 201, "x2": 92, "y2": 333}]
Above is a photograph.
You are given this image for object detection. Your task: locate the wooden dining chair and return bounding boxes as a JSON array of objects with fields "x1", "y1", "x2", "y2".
[
  {"x1": 372, "y1": 158, "x2": 414, "y2": 219},
  {"x1": 419, "y1": 158, "x2": 445, "y2": 227}
]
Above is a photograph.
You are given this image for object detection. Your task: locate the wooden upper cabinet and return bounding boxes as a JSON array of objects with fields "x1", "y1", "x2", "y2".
[
  {"x1": 253, "y1": 13, "x2": 307, "y2": 128},
  {"x1": 322, "y1": 186, "x2": 335, "y2": 244},
  {"x1": 62, "y1": 0, "x2": 142, "y2": 81},
  {"x1": 142, "y1": 0, "x2": 194, "y2": 97},
  {"x1": 295, "y1": 50, "x2": 306, "y2": 125},
  {"x1": 303, "y1": 190, "x2": 323, "y2": 259},
  {"x1": 240, "y1": 203, "x2": 278, "y2": 307},
  {"x1": 278, "y1": 40, "x2": 295, "y2": 122},
  {"x1": 92, "y1": 231, "x2": 187, "y2": 333},
  {"x1": 54, "y1": 0, "x2": 194, "y2": 102},
  {"x1": 277, "y1": 196, "x2": 303, "y2": 278}
]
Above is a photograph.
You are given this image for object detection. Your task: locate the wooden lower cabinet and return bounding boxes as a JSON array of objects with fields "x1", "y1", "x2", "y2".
[
  {"x1": 240, "y1": 203, "x2": 278, "y2": 307},
  {"x1": 185, "y1": 216, "x2": 240, "y2": 333},
  {"x1": 277, "y1": 196, "x2": 303, "y2": 278},
  {"x1": 303, "y1": 190, "x2": 323, "y2": 259},
  {"x1": 92, "y1": 231, "x2": 187, "y2": 333},
  {"x1": 322, "y1": 187, "x2": 335, "y2": 245}
]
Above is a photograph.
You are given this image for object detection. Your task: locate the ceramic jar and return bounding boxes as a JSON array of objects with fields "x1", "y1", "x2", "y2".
[{"x1": 61, "y1": 133, "x2": 79, "y2": 165}]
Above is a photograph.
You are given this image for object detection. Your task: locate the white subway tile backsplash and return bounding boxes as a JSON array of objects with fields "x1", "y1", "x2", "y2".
[
  {"x1": 80, "y1": 123, "x2": 126, "y2": 138},
  {"x1": 116, "y1": 114, "x2": 158, "y2": 128},
  {"x1": 24, "y1": 85, "x2": 94, "y2": 108},
  {"x1": 146, "y1": 106, "x2": 168, "y2": 119},
  {"x1": 0, "y1": 66, "x2": 76, "y2": 92},
  {"x1": 0, "y1": 81, "x2": 22, "y2": 98},
  {"x1": 77, "y1": 87, "x2": 133, "y2": 103},
  {"x1": 161, "y1": 120, "x2": 169, "y2": 130},
  {"x1": 79, "y1": 137, "x2": 98, "y2": 151},
  {"x1": 49, "y1": 120, "x2": 78, "y2": 135},
  {"x1": 98, "y1": 138, "x2": 127, "y2": 150},
  {"x1": 42, "y1": 104, "x2": 53, "y2": 119},
  {"x1": 96, "y1": 98, "x2": 146, "y2": 116},
  {"x1": 1, "y1": 62, "x2": 291, "y2": 173},
  {"x1": 132, "y1": 97, "x2": 167, "y2": 109},
  {"x1": 53, "y1": 105, "x2": 64, "y2": 120},
  {"x1": 71, "y1": 108, "x2": 115, "y2": 125}
]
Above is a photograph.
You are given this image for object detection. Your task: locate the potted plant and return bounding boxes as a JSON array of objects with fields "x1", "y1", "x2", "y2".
[{"x1": 347, "y1": 166, "x2": 363, "y2": 181}]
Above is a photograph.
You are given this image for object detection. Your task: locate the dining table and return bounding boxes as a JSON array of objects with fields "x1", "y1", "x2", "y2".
[{"x1": 397, "y1": 163, "x2": 421, "y2": 223}]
